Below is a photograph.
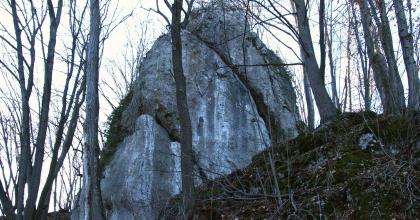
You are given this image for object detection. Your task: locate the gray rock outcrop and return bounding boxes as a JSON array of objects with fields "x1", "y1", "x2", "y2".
[
  {"x1": 101, "y1": 115, "x2": 180, "y2": 220},
  {"x1": 186, "y1": 4, "x2": 298, "y2": 142},
  {"x1": 73, "y1": 2, "x2": 299, "y2": 220}
]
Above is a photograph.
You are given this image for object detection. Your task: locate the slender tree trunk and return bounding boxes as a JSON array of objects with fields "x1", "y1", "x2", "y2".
[
  {"x1": 171, "y1": 0, "x2": 195, "y2": 217},
  {"x1": 326, "y1": 21, "x2": 338, "y2": 108},
  {"x1": 319, "y1": 0, "x2": 326, "y2": 86},
  {"x1": 343, "y1": 74, "x2": 348, "y2": 112},
  {"x1": 356, "y1": 0, "x2": 401, "y2": 115},
  {"x1": 293, "y1": 0, "x2": 339, "y2": 122},
  {"x1": 24, "y1": 1, "x2": 63, "y2": 218},
  {"x1": 3, "y1": 1, "x2": 84, "y2": 219},
  {"x1": 0, "y1": 182, "x2": 15, "y2": 219},
  {"x1": 393, "y1": 0, "x2": 420, "y2": 110},
  {"x1": 350, "y1": 1, "x2": 371, "y2": 111},
  {"x1": 36, "y1": 77, "x2": 85, "y2": 220},
  {"x1": 10, "y1": 0, "x2": 31, "y2": 218},
  {"x1": 290, "y1": 0, "x2": 315, "y2": 130},
  {"x1": 303, "y1": 71, "x2": 315, "y2": 130},
  {"x1": 346, "y1": 22, "x2": 352, "y2": 112},
  {"x1": 348, "y1": 71, "x2": 352, "y2": 111},
  {"x1": 369, "y1": 0, "x2": 406, "y2": 111},
  {"x1": 82, "y1": 0, "x2": 105, "y2": 219},
  {"x1": 364, "y1": 65, "x2": 372, "y2": 111}
]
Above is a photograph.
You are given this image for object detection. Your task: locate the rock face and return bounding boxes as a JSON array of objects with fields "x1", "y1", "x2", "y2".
[
  {"x1": 186, "y1": 4, "x2": 299, "y2": 142},
  {"x1": 73, "y1": 2, "x2": 299, "y2": 220},
  {"x1": 101, "y1": 115, "x2": 180, "y2": 220}
]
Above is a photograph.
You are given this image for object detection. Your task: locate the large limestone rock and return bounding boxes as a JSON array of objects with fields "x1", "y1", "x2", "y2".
[
  {"x1": 102, "y1": 31, "x2": 271, "y2": 219},
  {"x1": 101, "y1": 115, "x2": 180, "y2": 220},
  {"x1": 186, "y1": 2, "x2": 299, "y2": 142},
  {"x1": 74, "y1": 2, "x2": 299, "y2": 220},
  {"x1": 122, "y1": 29, "x2": 271, "y2": 174}
]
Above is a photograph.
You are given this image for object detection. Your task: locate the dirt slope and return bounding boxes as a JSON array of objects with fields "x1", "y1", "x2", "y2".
[{"x1": 164, "y1": 112, "x2": 420, "y2": 219}]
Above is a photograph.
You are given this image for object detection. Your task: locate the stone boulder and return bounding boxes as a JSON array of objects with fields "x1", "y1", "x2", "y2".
[{"x1": 73, "y1": 2, "x2": 299, "y2": 219}]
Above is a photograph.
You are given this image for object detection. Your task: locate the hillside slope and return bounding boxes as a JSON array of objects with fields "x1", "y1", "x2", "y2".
[{"x1": 164, "y1": 112, "x2": 420, "y2": 219}]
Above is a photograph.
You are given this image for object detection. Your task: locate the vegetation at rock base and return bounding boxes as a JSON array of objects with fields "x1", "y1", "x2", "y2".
[
  {"x1": 163, "y1": 112, "x2": 420, "y2": 219},
  {"x1": 99, "y1": 90, "x2": 133, "y2": 172}
]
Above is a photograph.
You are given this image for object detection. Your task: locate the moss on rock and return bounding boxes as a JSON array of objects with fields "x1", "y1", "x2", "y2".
[{"x1": 99, "y1": 90, "x2": 133, "y2": 172}]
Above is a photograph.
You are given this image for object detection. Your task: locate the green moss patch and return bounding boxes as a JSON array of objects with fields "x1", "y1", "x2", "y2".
[
  {"x1": 99, "y1": 90, "x2": 133, "y2": 172},
  {"x1": 163, "y1": 111, "x2": 420, "y2": 219}
]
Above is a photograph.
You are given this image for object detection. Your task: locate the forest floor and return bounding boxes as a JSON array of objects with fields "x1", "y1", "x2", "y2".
[
  {"x1": 165, "y1": 111, "x2": 420, "y2": 219},
  {"x1": 4, "y1": 112, "x2": 417, "y2": 220}
]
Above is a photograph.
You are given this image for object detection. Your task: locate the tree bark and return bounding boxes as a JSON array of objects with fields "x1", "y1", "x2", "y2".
[
  {"x1": 293, "y1": 0, "x2": 339, "y2": 122},
  {"x1": 10, "y1": 0, "x2": 31, "y2": 218},
  {"x1": 346, "y1": 21, "x2": 352, "y2": 112},
  {"x1": 0, "y1": 181, "x2": 15, "y2": 219},
  {"x1": 24, "y1": 1, "x2": 63, "y2": 218},
  {"x1": 319, "y1": 0, "x2": 326, "y2": 86},
  {"x1": 3, "y1": 1, "x2": 86, "y2": 219},
  {"x1": 357, "y1": 0, "x2": 402, "y2": 115},
  {"x1": 81, "y1": 0, "x2": 105, "y2": 219},
  {"x1": 36, "y1": 76, "x2": 86, "y2": 220},
  {"x1": 369, "y1": 0, "x2": 406, "y2": 111},
  {"x1": 290, "y1": 0, "x2": 315, "y2": 130},
  {"x1": 326, "y1": 20, "x2": 339, "y2": 108},
  {"x1": 349, "y1": 2, "x2": 371, "y2": 111},
  {"x1": 35, "y1": 5, "x2": 88, "y2": 216},
  {"x1": 171, "y1": 0, "x2": 195, "y2": 217},
  {"x1": 393, "y1": 0, "x2": 420, "y2": 111},
  {"x1": 303, "y1": 71, "x2": 315, "y2": 130}
]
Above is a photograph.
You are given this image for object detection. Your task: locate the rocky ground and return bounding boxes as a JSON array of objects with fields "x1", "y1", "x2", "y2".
[
  {"x1": 164, "y1": 112, "x2": 420, "y2": 219},
  {"x1": 8, "y1": 112, "x2": 418, "y2": 220}
]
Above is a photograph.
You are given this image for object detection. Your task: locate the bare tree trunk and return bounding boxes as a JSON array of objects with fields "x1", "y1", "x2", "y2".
[
  {"x1": 393, "y1": 0, "x2": 420, "y2": 111},
  {"x1": 349, "y1": 1, "x2": 371, "y2": 111},
  {"x1": 342, "y1": 73, "x2": 348, "y2": 112},
  {"x1": 293, "y1": 0, "x2": 339, "y2": 122},
  {"x1": 326, "y1": 19, "x2": 339, "y2": 108},
  {"x1": 82, "y1": 0, "x2": 105, "y2": 219},
  {"x1": 289, "y1": 0, "x2": 315, "y2": 130},
  {"x1": 369, "y1": 0, "x2": 406, "y2": 111},
  {"x1": 36, "y1": 1, "x2": 88, "y2": 216},
  {"x1": 10, "y1": 0, "x2": 31, "y2": 218},
  {"x1": 319, "y1": 0, "x2": 326, "y2": 86},
  {"x1": 1, "y1": 1, "x2": 88, "y2": 219},
  {"x1": 24, "y1": 1, "x2": 63, "y2": 218},
  {"x1": 356, "y1": 0, "x2": 402, "y2": 115},
  {"x1": 170, "y1": 0, "x2": 195, "y2": 217},
  {"x1": 0, "y1": 114, "x2": 17, "y2": 220},
  {"x1": 346, "y1": 21, "x2": 352, "y2": 112},
  {"x1": 36, "y1": 76, "x2": 85, "y2": 220},
  {"x1": 0, "y1": 181, "x2": 15, "y2": 219},
  {"x1": 303, "y1": 71, "x2": 315, "y2": 130},
  {"x1": 348, "y1": 71, "x2": 353, "y2": 111}
]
